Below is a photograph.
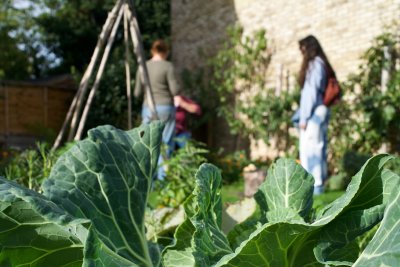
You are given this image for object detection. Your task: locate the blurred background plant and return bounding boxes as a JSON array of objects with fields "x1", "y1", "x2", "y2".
[
  {"x1": 0, "y1": 142, "x2": 73, "y2": 192},
  {"x1": 208, "y1": 25, "x2": 300, "y2": 154},
  {"x1": 327, "y1": 26, "x2": 400, "y2": 190},
  {"x1": 208, "y1": 150, "x2": 251, "y2": 185},
  {"x1": 151, "y1": 140, "x2": 209, "y2": 208}
]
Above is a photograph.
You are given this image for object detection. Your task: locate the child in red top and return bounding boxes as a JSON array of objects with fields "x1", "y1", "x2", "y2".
[{"x1": 174, "y1": 95, "x2": 201, "y2": 148}]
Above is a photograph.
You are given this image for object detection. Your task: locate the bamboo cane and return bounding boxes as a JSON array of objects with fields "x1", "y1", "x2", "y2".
[
  {"x1": 68, "y1": 0, "x2": 123, "y2": 140},
  {"x1": 123, "y1": 6, "x2": 132, "y2": 129},
  {"x1": 74, "y1": 5, "x2": 124, "y2": 141},
  {"x1": 52, "y1": 0, "x2": 122, "y2": 149},
  {"x1": 125, "y1": 3, "x2": 158, "y2": 119}
]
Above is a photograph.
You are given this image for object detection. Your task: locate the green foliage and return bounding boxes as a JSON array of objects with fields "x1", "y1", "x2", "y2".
[
  {"x1": 208, "y1": 25, "x2": 299, "y2": 150},
  {"x1": 209, "y1": 150, "x2": 251, "y2": 184},
  {"x1": 153, "y1": 140, "x2": 209, "y2": 208},
  {"x1": 37, "y1": 0, "x2": 171, "y2": 132},
  {"x1": 0, "y1": 122, "x2": 163, "y2": 266},
  {"x1": 164, "y1": 155, "x2": 400, "y2": 266},
  {"x1": 180, "y1": 68, "x2": 212, "y2": 132},
  {"x1": 245, "y1": 89, "x2": 300, "y2": 153},
  {"x1": 86, "y1": 48, "x2": 142, "y2": 131},
  {"x1": 0, "y1": 142, "x2": 68, "y2": 191},
  {"x1": 328, "y1": 27, "x2": 400, "y2": 188},
  {"x1": 0, "y1": 1, "x2": 48, "y2": 79},
  {"x1": 0, "y1": 123, "x2": 399, "y2": 266}
]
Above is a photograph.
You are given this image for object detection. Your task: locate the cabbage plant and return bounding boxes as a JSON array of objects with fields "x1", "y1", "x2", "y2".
[{"x1": 0, "y1": 122, "x2": 399, "y2": 266}]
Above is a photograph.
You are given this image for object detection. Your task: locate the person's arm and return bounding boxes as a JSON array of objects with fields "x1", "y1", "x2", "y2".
[
  {"x1": 299, "y1": 60, "x2": 325, "y2": 128},
  {"x1": 174, "y1": 96, "x2": 201, "y2": 114},
  {"x1": 134, "y1": 68, "x2": 143, "y2": 98},
  {"x1": 167, "y1": 64, "x2": 180, "y2": 96}
]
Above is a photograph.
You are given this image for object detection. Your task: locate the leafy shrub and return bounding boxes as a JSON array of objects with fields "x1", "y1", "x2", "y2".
[
  {"x1": 329, "y1": 27, "x2": 400, "y2": 183},
  {"x1": 153, "y1": 140, "x2": 209, "y2": 208},
  {"x1": 0, "y1": 123, "x2": 399, "y2": 266},
  {"x1": 208, "y1": 25, "x2": 299, "y2": 151},
  {"x1": 208, "y1": 150, "x2": 251, "y2": 184}
]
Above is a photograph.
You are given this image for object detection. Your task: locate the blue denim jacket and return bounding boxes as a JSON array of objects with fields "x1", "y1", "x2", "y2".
[{"x1": 299, "y1": 56, "x2": 327, "y2": 125}]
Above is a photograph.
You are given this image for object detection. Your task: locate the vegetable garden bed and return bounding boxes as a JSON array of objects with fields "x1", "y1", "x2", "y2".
[{"x1": 0, "y1": 122, "x2": 399, "y2": 266}]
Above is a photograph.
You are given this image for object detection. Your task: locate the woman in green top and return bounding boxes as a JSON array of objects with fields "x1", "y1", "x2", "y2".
[{"x1": 134, "y1": 39, "x2": 180, "y2": 180}]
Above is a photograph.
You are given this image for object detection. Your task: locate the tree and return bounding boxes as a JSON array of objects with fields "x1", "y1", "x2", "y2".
[{"x1": 0, "y1": 1, "x2": 36, "y2": 79}]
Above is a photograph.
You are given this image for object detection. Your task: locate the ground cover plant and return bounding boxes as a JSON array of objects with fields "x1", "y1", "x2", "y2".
[{"x1": 0, "y1": 123, "x2": 399, "y2": 266}]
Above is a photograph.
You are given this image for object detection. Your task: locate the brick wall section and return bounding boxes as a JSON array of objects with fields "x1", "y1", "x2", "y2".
[
  {"x1": 171, "y1": 0, "x2": 400, "y2": 155},
  {"x1": 173, "y1": 0, "x2": 399, "y2": 82},
  {"x1": 171, "y1": 0, "x2": 243, "y2": 152},
  {"x1": 171, "y1": 0, "x2": 237, "y2": 72},
  {"x1": 233, "y1": 0, "x2": 400, "y2": 85}
]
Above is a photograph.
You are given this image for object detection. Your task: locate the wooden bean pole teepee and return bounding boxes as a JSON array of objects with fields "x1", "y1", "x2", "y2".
[{"x1": 53, "y1": 0, "x2": 158, "y2": 150}]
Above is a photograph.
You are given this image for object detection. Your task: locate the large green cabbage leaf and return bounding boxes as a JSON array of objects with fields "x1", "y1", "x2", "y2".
[
  {"x1": 163, "y1": 164, "x2": 232, "y2": 267},
  {"x1": 0, "y1": 122, "x2": 163, "y2": 267},
  {"x1": 352, "y1": 169, "x2": 400, "y2": 266},
  {"x1": 0, "y1": 178, "x2": 88, "y2": 267},
  {"x1": 165, "y1": 155, "x2": 399, "y2": 266}
]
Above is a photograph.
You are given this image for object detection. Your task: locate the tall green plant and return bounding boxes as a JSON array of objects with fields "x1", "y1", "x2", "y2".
[
  {"x1": 208, "y1": 25, "x2": 299, "y2": 151},
  {"x1": 328, "y1": 27, "x2": 400, "y2": 182}
]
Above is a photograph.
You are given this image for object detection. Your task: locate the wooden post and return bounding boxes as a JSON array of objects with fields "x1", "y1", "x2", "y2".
[
  {"x1": 125, "y1": 3, "x2": 158, "y2": 119},
  {"x1": 123, "y1": 6, "x2": 132, "y2": 129},
  {"x1": 68, "y1": 0, "x2": 123, "y2": 140},
  {"x1": 74, "y1": 5, "x2": 124, "y2": 141},
  {"x1": 52, "y1": 0, "x2": 123, "y2": 149}
]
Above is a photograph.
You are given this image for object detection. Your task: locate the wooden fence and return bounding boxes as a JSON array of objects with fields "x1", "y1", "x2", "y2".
[{"x1": 0, "y1": 78, "x2": 76, "y2": 148}]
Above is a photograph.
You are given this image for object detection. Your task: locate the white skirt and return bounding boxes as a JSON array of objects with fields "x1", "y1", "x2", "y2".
[{"x1": 299, "y1": 105, "x2": 329, "y2": 187}]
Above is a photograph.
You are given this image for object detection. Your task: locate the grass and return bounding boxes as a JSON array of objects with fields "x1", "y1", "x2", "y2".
[{"x1": 222, "y1": 180, "x2": 244, "y2": 204}]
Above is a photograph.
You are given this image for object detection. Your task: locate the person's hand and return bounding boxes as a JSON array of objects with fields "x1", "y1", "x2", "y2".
[
  {"x1": 299, "y1": 123, "x2": 307, "y2": 130},
  {"x1": 174, "y1": 95, "x2": 182, "y2": 107}
]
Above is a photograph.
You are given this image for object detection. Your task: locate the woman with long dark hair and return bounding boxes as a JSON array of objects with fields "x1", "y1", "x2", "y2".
[{"x1": 298, "y1": 35, "x2": 333, "y2": 194}]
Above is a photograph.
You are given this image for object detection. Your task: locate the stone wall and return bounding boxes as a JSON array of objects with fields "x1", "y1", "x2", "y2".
[
  {"x1": 171, "y1": 0, "x2": 237, "y2": 72},
  {"x1": 171, "y1": 0, "x2": 400, "y2": 155},
  {"x1": 233, "y1": 0, "x2": 400, "y2": 85}
]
